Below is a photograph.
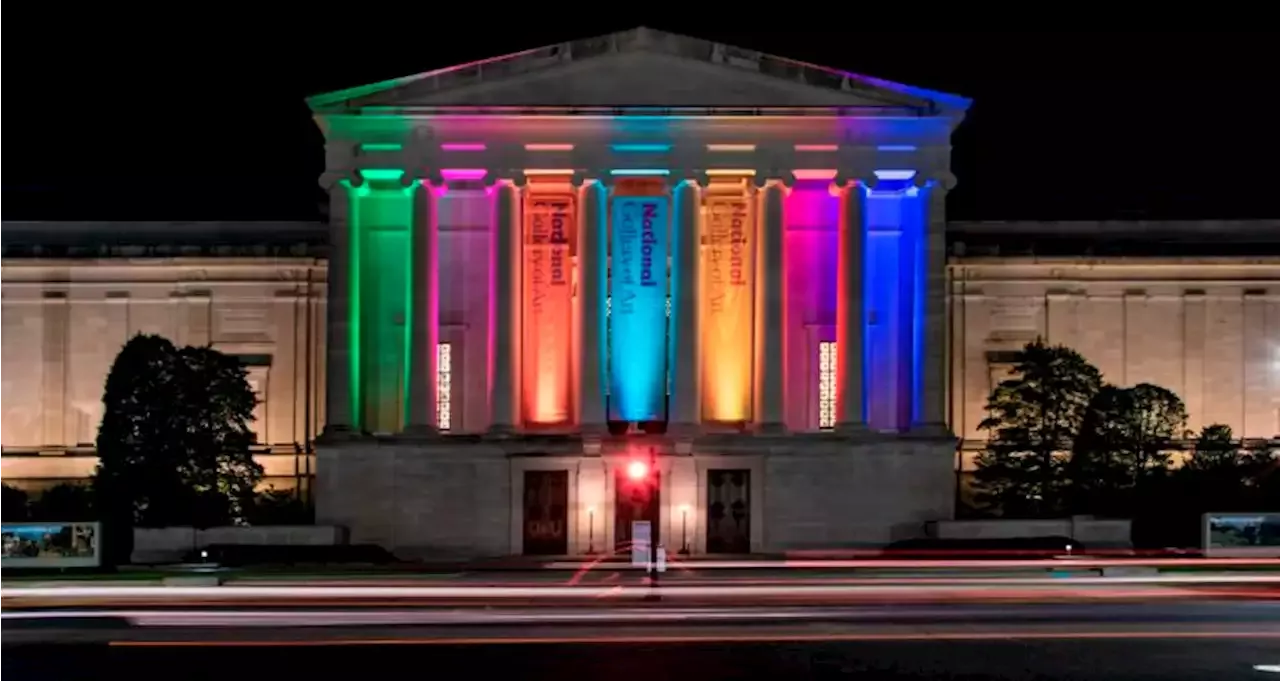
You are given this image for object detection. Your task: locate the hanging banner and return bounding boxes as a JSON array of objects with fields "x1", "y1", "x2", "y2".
[
  {"x1": 700, "y1": 191, "x2": 756, "y2": 422},
  {"x1": 521, "y1": 189, "x2": 577, "y2": 426},
  {"x1": 608, "y1": 191, "x2": 669, "y2": 422}
]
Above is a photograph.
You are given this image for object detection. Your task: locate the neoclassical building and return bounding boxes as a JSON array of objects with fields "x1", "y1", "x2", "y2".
[{"x1": 3, "y1": 28, "x2": 1277, "y2": 557}]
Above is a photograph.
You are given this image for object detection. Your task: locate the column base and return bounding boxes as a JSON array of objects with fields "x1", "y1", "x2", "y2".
[
  {"x1": 486, "y1": 424, "x2": 518, "y2": 439},
  {"x1": 667, "y1": 422, "x2": 702, "y2": 438},
  {"x1": 907, "y1": 422, "x2": 953, "y2": 439},
  {"x1": 402, "y1": 424, "x2": 440, "y2": 439},
  {"x1": 835, "y1": 421, "x2": 870, "y2": 438},
  {"x1": 317, "y1": 424, "x2": 360, "y2": 443},
  {"x1": 755, "y1": 422, "x2": 788, "y2": 435}
]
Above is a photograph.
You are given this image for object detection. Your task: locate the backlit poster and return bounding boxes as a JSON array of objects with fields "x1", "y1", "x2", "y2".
[
  {"x1": 608, "y1": 187, "x2": 669, "y2": 422},
  {"x1": 700, "y1": 191, "x2": 756, "y2": 422},
  {"x1": 521, "y1": 189, "x2": 577, "y2": 425}
]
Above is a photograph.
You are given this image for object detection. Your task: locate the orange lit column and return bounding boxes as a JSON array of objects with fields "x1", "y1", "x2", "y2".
[
  {"x1": 406, "y1": 174, "x2": 439, "y2": 434},
  {"x1": 754, "y1": 175, "x2": 790, "y2": 431},
  {"x1": 913, "y1": 172, "x2": 955, "y2": 435},
  {"x1": 489, "y1": 178, "x2": 522, "y2": 433},
  {"x1": 321, "y1": 172, "x2": 353, "y2": 435},
  {"x1": 669, "y1": 177, "x2": 702, "y2": 430},
  {"x1": 835, "y1": 174, "x2": 867, "y2": 431},
  {"x1": 520, "y1": 178, "x2": 578, "y2": 427},
  {"x1": 578, "y1": 176, "x2": 607, "y2": 431}
]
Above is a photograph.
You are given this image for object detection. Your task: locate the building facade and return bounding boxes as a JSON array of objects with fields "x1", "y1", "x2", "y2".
[{"x1": 4, "y1": 29, "x2": 1278, "y2": 557}]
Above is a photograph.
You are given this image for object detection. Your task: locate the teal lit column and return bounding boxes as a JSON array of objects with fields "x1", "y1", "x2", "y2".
[
  {"x1": 322, "y1": 174, "x2": 354, "y2": 435},
  {"x1": 406, "y1": 177, "x2": 439, "y2": 434},
  {"x1": 913, "y1": 173, "x2": 954, "y2": 434},
  {"x1": 668, "y1": 177, "x2": 702, "y2": 431},
  {"x1": 578, "y1": 177, "x2": 608, "y2": 432}
]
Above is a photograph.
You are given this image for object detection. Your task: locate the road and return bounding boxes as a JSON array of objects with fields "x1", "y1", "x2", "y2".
[{"x1": 5, "y1": 601, "x2": 1280, "y2": 680}]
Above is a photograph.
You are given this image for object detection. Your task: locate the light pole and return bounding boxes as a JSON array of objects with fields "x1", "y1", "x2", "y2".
[
  {"x1": 646, "y1": 447, "x2": 660, "y2": 600},
  {"x1": 587, "y1": 505, "x2": 596, "y2": 554},
  {"x1": 679, "y1": 504, "x2": 690, "y2": 555}
]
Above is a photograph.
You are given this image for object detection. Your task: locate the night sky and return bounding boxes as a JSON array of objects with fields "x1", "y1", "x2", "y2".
[{"x1": 7, "y1": 26, "x2": 1276, "y2": 223}]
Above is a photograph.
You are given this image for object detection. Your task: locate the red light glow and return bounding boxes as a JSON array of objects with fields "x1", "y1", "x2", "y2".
[{"x1": 626, "y1": 461, "x2": 649, "y2": 481}]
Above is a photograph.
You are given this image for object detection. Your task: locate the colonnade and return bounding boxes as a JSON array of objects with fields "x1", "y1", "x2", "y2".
[{"x1": 318, "y1": 163, "x2": 954, "y2": 439}]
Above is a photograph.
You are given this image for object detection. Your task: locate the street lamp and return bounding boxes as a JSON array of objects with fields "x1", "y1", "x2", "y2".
[
  {"x1": 678, "y1": 504, "x2": 691, "y2": 555},
  {"x1": 587, "y1": 505, "x2": 596, "y2": 554}
]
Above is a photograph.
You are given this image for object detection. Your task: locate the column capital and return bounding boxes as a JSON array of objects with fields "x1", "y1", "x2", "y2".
[
  {"x1": 570, "y1": 171, "x2": 587, "y2": 187},
  {"x1": 752, "y1": 171, "x2": 795, "y2": 189},
  {"x1": 830, "y1": 173, "x2": 874, "y2": 190},
  {"x1": 924, "y1": 171, "x2": 958, "y2": 191},
  {"x1": 346, "y1": 169, "x2": 367, "y2": 188}
]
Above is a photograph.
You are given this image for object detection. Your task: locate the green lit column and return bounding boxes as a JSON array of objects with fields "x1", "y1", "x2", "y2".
[
  {"x1": 406, "y1": 175, "x2": 439, "y2": 435},
  {"x1": 322, "y1": 173, "x2": 355, "y2": 436}
]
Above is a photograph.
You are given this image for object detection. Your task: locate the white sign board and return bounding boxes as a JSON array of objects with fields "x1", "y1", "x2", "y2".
[
  {"x1": 656, "y1": 545, "x2": 667, "y2": 573},
  {"x1": 631, "y1": 520, "x2": 651, "y2": 566}
]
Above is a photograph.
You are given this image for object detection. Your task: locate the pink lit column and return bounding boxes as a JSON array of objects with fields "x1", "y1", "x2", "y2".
[
  {"x1": 755, "y1": 176, "x2": 789, "y2": 431},
  {"x1": 321, "y1": 172, "x2": 354, "y2": 435},
  {"x1": 835, "y1": 176, "x2": 867, "y2": 432},
  {"x1": 578, "y1": 177, "x2": 607, "y2": 431},
  {"x1": 669, "y1": 177, "x2": 702, "y2": 430},
  {"x1": 406, "y1": 175, "x2": 439, "y2": 434},
  {"x1": 913, "y1": 173, "x2": 955, "y2": 435},
  {"x1": 489, "y1": 178, "x2": 522, "y2": 433}
]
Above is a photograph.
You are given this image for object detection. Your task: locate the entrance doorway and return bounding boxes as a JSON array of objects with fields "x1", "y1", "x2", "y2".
[
  {"x1": 614, "y1": 468, "x2": 660, "y2": 553},
  {"x1": 522, "y1": 470, "x2": 568, "y2": 555},
  {"x1": 706, "y1": 469, "x2": 750, "y2": 553}
]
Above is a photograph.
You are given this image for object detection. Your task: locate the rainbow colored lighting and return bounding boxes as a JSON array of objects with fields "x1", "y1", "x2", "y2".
[
  {"x1": 441, "y1": 143, "x2": 486, "y2": 151},
  {"x1": 524, "y1": 169, "x2": 575, "y2": 176},
  {"x1": 441, "y1": 169, "x2": 488, "y2": 181},
  {"x1": 877, "y1": 145, "x2": 917, "y2": 152},
  {"x1": 793, "y1": 169, "x2": 838, "y2": 181},
  {"x1": 610, "y1": 169, "x2": 670, "y2": 176},
  {"x1": 705, "y1": 169, "x2": 756, "y2": 177},
  {"x1": 875, "y1": 170, "x2": 917, "y2": 181},
  {"x1": 525, "y1": 143, "x2": 575, "y2": 151},
  {"x1": 521, "y1": 186, "x2": 577, "y2": 426},
  {"x1": 700, "y1": 186, "x2": 756, "y2": 422},
  {"x1": 611, "y1": 144, "x2": 672, "y2": 153},
  {"x1": 608, "y1": 179, "x2": 669, "y2": 422},
  {"x1": 795, "y1": 144, "x2": 838, "y2": 152},
  {"x1": 360, "y1": 143, "x2": 402, "y2": 152},
  {"x1": 706, "y1": 144, "x2": 756, "y2": 152}
]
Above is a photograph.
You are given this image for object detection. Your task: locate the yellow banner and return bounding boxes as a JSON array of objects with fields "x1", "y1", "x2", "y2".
[{"x1": 700, "y1": 191, "x2": 755, "y2": 423}]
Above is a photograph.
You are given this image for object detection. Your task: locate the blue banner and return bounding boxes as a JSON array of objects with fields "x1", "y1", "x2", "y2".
[{"x1": 608, "y1": 195, "x2": 669, "y2": 421}]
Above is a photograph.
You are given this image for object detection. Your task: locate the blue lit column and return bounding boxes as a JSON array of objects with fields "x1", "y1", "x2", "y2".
[
  {"x1": 755, "y1": 176, "x2": 790, "y2": 431},
  {"x1": 669, "y1": 177, "x2": 702, "y2": 431},
  {"x1": 406, "y1": 175, "x2": 439, "y2": 434},
  {"x1": 913, "y1": 172, "x2": 955, "y2": 434},
  {"x1": 489, "y1": 178, "x2": 522, "y2": 434}
]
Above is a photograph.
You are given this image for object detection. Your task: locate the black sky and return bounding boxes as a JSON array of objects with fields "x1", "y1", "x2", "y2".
[{"x1": 6, "y1": 27, "x2": 1277, "y2": 223}]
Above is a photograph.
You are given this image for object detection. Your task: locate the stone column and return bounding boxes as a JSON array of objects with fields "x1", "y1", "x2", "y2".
[
  {"x1": 406, "y1": 177, "x2": 439, "y2": 435},
  {"x1": 755, "y1": 176, "x2": 789, "y2": 431},
  {"x1": 835, "y1": 176, "x2": 866, "y2": 432},
  {"x1": 912, "y1": 173, "x2": 955, "y2": 435},
  {"x1": 489, "y1": 178, "x2": 522, "y2": 434},
  {"x1": 322, "y1": 173, "x2": 355, "y2": 435},
  {"x1": 577, "y1": 177, "x2": 608, "y2": 432},
  {"x1": 669, "y1": 177, "x2": 702, "y2": 431}
]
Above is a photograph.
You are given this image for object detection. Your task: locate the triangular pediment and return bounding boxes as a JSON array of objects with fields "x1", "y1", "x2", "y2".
[{"x1": 308, "y1": 28, "x2": 970, "y2": 116}]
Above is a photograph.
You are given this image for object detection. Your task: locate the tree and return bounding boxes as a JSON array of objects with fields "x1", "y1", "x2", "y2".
[
  {"x1": 30, "y1": 483, "x2": 95, "y2": 522},
  {"x1": 3, "y1": 484, "x2": 30, "y2": 521},
  {"x1": 972, "y1": 339, "x2": 1104, "y2": 517},
  {"x1": 1069, "y1": 383, "x2": 1187, "y2": 516},
  {"x1": 96, "y1": 335, "x2": 263, "y2": 548}
]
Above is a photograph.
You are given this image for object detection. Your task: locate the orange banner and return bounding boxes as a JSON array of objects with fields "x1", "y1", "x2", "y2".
[
  {"x1": 521, "y1": 189, "x2": 577, "y2": 426},
  {"x1": 700, "y1": 190, "x2": 756, "y2": 423}
]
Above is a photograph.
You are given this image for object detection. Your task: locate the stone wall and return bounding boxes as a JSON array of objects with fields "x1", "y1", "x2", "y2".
[
  {"x1": 950, "y1": 255, "x2": 1280, "y2": 471},
  {"x1": 0, "y1": 252, "x2": 326, "y2": 491}
]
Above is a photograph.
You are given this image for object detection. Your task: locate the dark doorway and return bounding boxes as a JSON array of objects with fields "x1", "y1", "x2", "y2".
[
  {"x1": 522, "y1": 470, "x2": 569, "y2": 555},
  {"x1": 614, "y1": 469, "x2": 660, "y2": 553},
  {"x1": 707, "y1": 469, "x2": 750, "y2": 554}
]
